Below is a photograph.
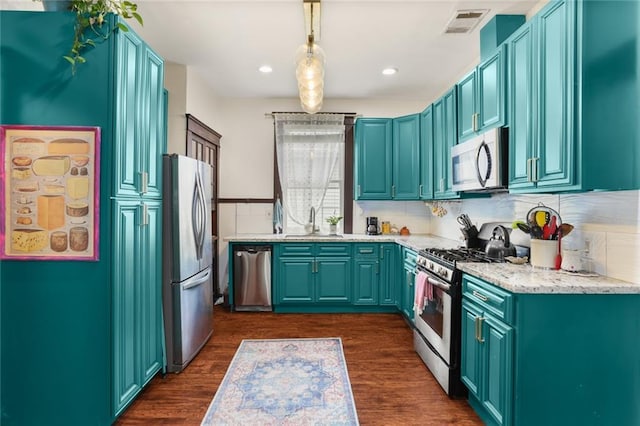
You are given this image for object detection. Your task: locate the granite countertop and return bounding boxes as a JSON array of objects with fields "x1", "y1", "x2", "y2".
[
  {"x1": 224, "y1": 233, "x2": 640, "y2": 295},
  {"x1": 223, "y1": 233, "x2": 461, "y2": 253},
  {"x1": 458, "y1": 262, "x2": 640, "y2": 295}
]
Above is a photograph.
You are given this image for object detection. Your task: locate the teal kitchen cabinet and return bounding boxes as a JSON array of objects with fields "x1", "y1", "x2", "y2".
[
  {"x1": 433, "y1": 88, "x2": 460, "y2": 199},
  {"x1": 400, "y1": 247, "x2": 417, "y2": 321},
  {"x1": 461, "y1": 273, "x2": 640, "y2": 426},
  {"x1": 354, "y1": 115, "x2": 420, "y2": 200},
  {"x1": 0, "y1": 11, "x2": 165, "y2": 425},
  {"x1": 112, "y1": 200, "x2": 163, "y2": 416},
  {"x1": 354, "y1": 118, "x2": 392, "y2": 199},
  {"x1": 379, "y1": 243, "x2": 398, "y2": 305},
  {"x1": 353, "y1": 243, "x2": 397, "y2": 306},
  {"x1": 507, "y1": 0, "x2": 574, "y2": 192},
  {"x1": 419, "y1": 105, "x2": 434, "y2": 200},
  {"x1": 508, "y1": 0, "x2": 640, "y2": 193},
  {"x1": 113, "y1": 24, "x2": 164, "y2": 199},
  {"x1": 276, "y1": 243, "x2": 352, "y2": 306},
  {"x1": 391, "y1": 114, "x2": 421, "y2": 199},
  {"x1": 457, "y1": 45, "x2": 507, "y2": 142},
  {"x1": 353, "y1": 244, "x2": 380, "y2": 305},
  {"x1": 461, "y1": 276, "x2": 514, "y2": 426}
]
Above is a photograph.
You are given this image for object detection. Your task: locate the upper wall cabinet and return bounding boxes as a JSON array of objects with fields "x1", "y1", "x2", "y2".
[
  {"x1": 354, "y1": 118, "x2": 393, "y2": 199},
  {"x1": 354, "y1": 115, "x2": 420, "y2": 200},
  {"x1": 508, "y1": 0, "x2": 640, "y2": 193},
  {"x1": 392, "y1": 114, "x2": 421, "y2": 199},
  {"x1": 419, "y1": 105, "x2": 434, "y2": 200},
  {"x1": 113, "y1": 29, "x2": 165, "y2": 199},
  {"x1": 433, "y1": 88, "x2": 460, "y2": 199},
  {"x1": 457, "y1": 45, "x2": 507, "y2": 142}
]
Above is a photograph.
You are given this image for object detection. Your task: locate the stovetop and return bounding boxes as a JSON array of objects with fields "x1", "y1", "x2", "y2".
[{"x1": 420, "y1": 247, "x2": 504, "y2": 265}]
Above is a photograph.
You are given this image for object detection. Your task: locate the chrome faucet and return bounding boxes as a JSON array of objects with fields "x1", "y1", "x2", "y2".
[{"x1": 309, "y1": 206, "x2": 316, "y2": 234}]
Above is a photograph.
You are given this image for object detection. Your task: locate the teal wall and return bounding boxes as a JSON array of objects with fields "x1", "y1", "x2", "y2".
[{"x1": 1, "y1": 11, "x2": 115, "y2": 425}]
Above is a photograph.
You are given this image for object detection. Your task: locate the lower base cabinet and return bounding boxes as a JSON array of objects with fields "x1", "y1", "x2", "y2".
[
  {"x1": 461, "y1": 273, "x2": 640, "y2": 426},
  {"x1": 113, "y1": 200, "x2": 164, "y2": 416},
  {"x1": 272, "y1": 242, "x2": 398, "y2": 312},
  {"x1": 276, "y1": 244, "x2": 352, "y2": 305},
  {"x1": 401, "y1": 247, "x2": 417, "y2": 321}
]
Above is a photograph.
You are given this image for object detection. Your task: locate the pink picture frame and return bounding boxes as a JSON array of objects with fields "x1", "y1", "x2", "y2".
[{"x1": 0, "y1": 125, "x2": 101, "y2": 261}]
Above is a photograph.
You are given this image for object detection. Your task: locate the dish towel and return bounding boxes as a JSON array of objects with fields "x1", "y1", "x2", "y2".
[
  {"x1": 414, "y1": 271, "x2": 428, "y2": 315},
  {"x1": 273, "y1": 198, "x2": 283, "y2": 234},
  {"x1": 425, "y1": 277, "x2": 434, "y2": 302}
]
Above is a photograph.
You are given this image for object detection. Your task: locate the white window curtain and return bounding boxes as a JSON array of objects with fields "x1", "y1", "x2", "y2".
[{"x1": 275, "y1": 113, "x2": 345, "y2": 234}]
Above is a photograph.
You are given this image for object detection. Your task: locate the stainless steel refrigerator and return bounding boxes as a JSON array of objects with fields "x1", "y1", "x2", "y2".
[{"x1": 162, "y1": 154, "x2": 214, "y2": 373}]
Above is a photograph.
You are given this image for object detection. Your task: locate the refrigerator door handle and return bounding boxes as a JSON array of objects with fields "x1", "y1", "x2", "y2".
[
  {"x1": 182, "y1": 268, "x2": 211, "y2": 290},
  {"x1": 196, "y1": 170, "x2": 208, "y2": 254},
  {"x1": 192, "y1": 176, "x2": 204, "y2": 259}
]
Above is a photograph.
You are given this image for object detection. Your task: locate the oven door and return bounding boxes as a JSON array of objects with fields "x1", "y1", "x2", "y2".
[{"x1": 414, "y1": 270, "x2": 452, "y2": 365}]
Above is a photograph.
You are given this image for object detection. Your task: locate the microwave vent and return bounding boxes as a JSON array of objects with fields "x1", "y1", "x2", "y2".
[{"x1": 444, "y1": 9, "x2": 489, "y2": 34}]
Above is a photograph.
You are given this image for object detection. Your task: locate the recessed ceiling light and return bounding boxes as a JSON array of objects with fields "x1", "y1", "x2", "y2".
[
  {"x1": 382, "y1": 67, "x2": 398, "y2": 76},
  {"x1": 259, "y1": 65, "x2": 273, "y2": 73}
]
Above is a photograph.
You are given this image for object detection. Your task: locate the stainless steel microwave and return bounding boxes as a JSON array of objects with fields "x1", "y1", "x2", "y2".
[{"x1": 451, "y1": 127, "x2": 508, "y2": 192}]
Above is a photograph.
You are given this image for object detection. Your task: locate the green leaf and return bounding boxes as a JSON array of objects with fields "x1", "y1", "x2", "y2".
[
  {"x1": 76, "y1": 56, "x2": 86, "y2": 64},
  {"x1": 132, "y1": 12, "x2": 143, "y2": 25},
  {"x1": 116, "y1": 22, "x2": 128, "y2": 32},
  {"x1": 63, "y1": 56, "x2": 75, "y2": 65}
]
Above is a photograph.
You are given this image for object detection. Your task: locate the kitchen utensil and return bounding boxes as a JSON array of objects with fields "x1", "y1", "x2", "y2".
[
  {"x1": 457, "y1": 214, "x2": 473, "y2": 230},
  {"x1": 526, "y1": 204, "x2": 562, "y2": 240},
  {"x1": 555, "y1": 232, "x2": 562, "y2": 269},
  {"x1": 558, "y1": 223, "x2": 574, "y2": 238},
  {"x1": 400, "y1": 226, "x2": 411, "y2": 236},
  {"x1": 485, "y1": 225, "x2": 517, "y2": 259},
  {"x1": 512, "y1": 220, "x2": 531, "y2": 234}
]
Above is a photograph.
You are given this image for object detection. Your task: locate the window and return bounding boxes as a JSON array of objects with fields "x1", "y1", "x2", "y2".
[{"x1": 274, "y1": 113, "x2": 346, "y2": 234}]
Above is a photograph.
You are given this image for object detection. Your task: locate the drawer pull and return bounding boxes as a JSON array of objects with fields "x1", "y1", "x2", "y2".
[
  {"x1": 472, "y1": 290, "x2": 489, "y2": 302},
  {"x1": 359, "y1": 248, "x2": 374, "y2": 254}
]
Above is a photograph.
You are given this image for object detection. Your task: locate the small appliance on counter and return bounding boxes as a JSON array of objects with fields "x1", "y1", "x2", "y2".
[{"x1": 366, "y1": 217, "x2": 379, "y2": 235}]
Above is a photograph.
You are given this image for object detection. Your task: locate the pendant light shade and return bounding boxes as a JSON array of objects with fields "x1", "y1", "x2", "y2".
[{"x1": 296, "y1": 1, "x2": 324, "y2": 114}]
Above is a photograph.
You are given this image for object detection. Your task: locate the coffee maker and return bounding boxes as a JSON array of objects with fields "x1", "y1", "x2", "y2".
[{"x1": 366, "y1": 217, "x2": 379, "y2": 235}]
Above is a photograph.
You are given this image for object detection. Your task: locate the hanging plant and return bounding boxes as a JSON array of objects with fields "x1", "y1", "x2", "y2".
[{"x1": 41, "y1": 0, "x2": 143, "y2": 74}]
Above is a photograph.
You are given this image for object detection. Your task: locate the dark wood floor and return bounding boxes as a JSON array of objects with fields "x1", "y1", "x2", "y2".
[{"x1": 116, "y1": 305, "x2": 482, "y2": 425}]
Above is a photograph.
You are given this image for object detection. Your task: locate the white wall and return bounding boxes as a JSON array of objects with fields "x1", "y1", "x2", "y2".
[{"x1": 164, "y1": 62, "x2": 187, "y2": 155}]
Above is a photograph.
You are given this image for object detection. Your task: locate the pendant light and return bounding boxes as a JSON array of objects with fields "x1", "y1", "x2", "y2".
[{"x1": 296, "y1": 1, "x2": 324, "y2": 114}]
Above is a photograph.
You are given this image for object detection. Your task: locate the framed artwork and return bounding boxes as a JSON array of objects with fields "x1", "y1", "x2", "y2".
[{"x1": 0, "y1": 125, "x2": 100, "y2": 261}]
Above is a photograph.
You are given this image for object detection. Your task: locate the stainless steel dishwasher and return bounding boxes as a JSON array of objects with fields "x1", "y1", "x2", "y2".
[{"x1": 232, "y1": 245, "x2": 272, "y2": 311}]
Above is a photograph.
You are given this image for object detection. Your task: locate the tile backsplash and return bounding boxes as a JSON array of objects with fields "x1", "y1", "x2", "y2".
[{"x1": 428, "y1": 190, "x2": 640, "y2": 283}]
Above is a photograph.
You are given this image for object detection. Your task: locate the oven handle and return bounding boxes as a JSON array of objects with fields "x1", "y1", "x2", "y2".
[{"x1": 415, "y1": 268, "x2": 451, "y2": 292}]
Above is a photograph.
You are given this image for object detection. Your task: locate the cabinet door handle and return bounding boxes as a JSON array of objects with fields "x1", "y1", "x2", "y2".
[
  {"x1": 472, "y1": 113, "x2": 478, "y2": 132},
  {"x1": 380, "y1": 245, "x2": 384, "y2": 259},
  {"x1": 375, "y1": 261, "x2": 379, "y2": 275},
  {"x1": 440, "y1": 178, "x2": 444, "y2": 193},
  {"x1": 360, "y1": 248, "x2": 374, "y2": 254},
  {"x1": 472, "y1": 290, "x2": 489, "y2": 302},
  {"x1": 532, "y1": 157, "x2": 539, "y2": 183},
  {"x1": 391, "y1": 185, "x2": 396, "y2": 198},
  {"x1": 139, "y1": 171, "x2": 148, "y2": 194},
  {"x1": 477, "y1": 316, "x2": 485, "y2": 343},
  {"x1": 526, "y1": 158, "x2": 532, "y2": 182},
  {"x1": 140, "y1": 202, "x2": 148, "y2": 226},
  {"x1": 314, "y1": 260, "x2": 318, "y2": 273},
  {"x1": 357, "y1": 185, "x2": 362, "y2": 197}
]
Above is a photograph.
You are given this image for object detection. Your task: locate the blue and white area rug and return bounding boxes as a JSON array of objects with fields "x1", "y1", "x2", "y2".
[{"x1": 201, "y1": 338, "x2": 359, "y2": 426}]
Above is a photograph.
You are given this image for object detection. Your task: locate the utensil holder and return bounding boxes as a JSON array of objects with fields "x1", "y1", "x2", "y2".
[{"x1": 530, "y1": 239, "x2": 558, "y2": 269}]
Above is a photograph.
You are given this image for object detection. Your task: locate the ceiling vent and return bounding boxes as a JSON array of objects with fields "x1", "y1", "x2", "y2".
[{"x1": 444, "y1": 9, "x2": 489, "y2": 34}]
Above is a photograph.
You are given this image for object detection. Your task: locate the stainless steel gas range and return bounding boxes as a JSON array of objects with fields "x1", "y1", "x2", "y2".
[{"x1": 413, "y1": 247, "x2": 503, "y2": 397}]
